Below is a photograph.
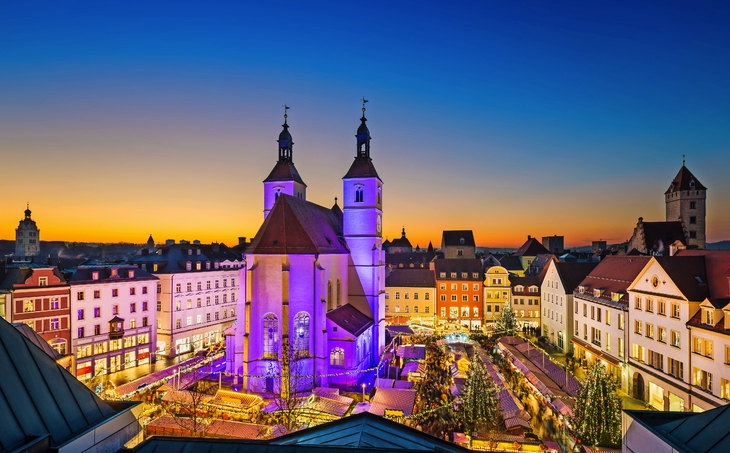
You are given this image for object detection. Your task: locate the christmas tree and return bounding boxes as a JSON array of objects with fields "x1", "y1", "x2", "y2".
[
  {"x1": 413, "y1": 339, "x2": 456, "y2": 436},
  {"x1": 569, "y1": 362, "x2": 622, "y2": 447},
  {"x1": 458, "y1": 352, "x2": 502, "y2": 436},
  {"x1": 494, "y1": 301, "x2": 519, "y2": 337}
]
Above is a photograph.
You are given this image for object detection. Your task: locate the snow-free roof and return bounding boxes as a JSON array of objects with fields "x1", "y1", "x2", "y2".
[
  {"x1": 326, "y1": 304, "x2": 373, "y2": 336},
  {"x1": 514, "y1": 237, "x2": 550, "y2": 257},
  {"x1": 247, "y1": 194, "x2": 349, "y2": 255},
  {"x1": 0, "y1": 315, "x2": 121, "y2": 451},
  {"x1": 441, "y1": 230, "x2": 475, "y2": 247},
  {"x1": 385, "y1": 268, "x2": 436, "y2": 287},
  {"x1": 264, "y1": 160, "x2": 307, "y2": 185},
  {"x1": 665, "y1": 165, "x2": 706, "y2": 194},
  {"x1": 342, "y1": 156, "x2": 381, "y2": 180}
]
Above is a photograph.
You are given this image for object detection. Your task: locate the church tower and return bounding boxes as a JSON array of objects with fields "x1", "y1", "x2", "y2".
[
  {"x1": 342, "y1": 104, "x2": 385, "y2": 360},
  {"x1": 15, "y1": 204, "x2": 40, "y2": 258},
  {"x1": 263, "y1": 110, "x2": 306, "y2": 218},
  {"x1": 665, "y1": 163, "x2": 706, "y2": 249}
]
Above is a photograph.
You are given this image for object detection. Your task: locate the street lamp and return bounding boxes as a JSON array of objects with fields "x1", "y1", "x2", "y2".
[{"x1": 362, "y1": 383, "x2": 366, "y2": 402}]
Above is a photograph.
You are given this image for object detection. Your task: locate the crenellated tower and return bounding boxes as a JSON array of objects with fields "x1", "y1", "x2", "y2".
[
  {"x1": 263, "y1": 110, "x2": 307, "y2": 218},
  {"x1": 342, "y1": 104, "x2": 385, "y2": 361}
]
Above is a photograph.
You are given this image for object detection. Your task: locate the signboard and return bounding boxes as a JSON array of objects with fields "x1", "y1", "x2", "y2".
[{"x1": 384, "y1": 409, "x2": 404, "y2": 418}]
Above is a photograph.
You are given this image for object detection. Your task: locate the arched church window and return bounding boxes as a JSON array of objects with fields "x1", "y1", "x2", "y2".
[
  {"x1": 337, "y1": 279, "x2": 342, "y2": 308},
  {"x1": 263, "y1": 314, "x2": 279, "y2": 359},
  {"x1": 355, "y1": 186, "x2": 363, "y2": 203},
  {"x1": 330, "y1": 347, "x2": 344, "y2": 366},
  {"x1": 327, "y1": 280, "x2": 333, "y2": 312},
  {"x1": 294, "y1": 312, "x2": 310, "y2": 357}
]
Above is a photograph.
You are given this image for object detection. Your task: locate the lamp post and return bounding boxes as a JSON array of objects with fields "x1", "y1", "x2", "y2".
[{"x1": 362, "y1": 383, "x2": 366, "y2": 402}]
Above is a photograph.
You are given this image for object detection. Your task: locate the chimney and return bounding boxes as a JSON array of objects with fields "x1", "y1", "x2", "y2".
[
  {"x1": 166, "y1": 239, "x2": 175, "y2": 245},
  {"x1": 527, "y1": 235, "x2": 532, "y2": 240},
  {"x1": 47, "y1": 254, "x2": 52, "y2": 265},
  {"x1": 238, "y1": 237, "x2": 247, "y2": 245},
  {"x1": 193, "y1": 239, "x2": 201, "y2": 245},
  {"x1": 212, "y1": 243, "x2": 220, "y2": 252}
]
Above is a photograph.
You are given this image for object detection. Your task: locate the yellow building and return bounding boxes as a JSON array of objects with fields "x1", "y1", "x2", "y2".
[
  {"x1": 384, "y1": 269, "x2": 436, "y2": 327},
  {"x1": 483, "y1": 266, "x2": 510, "y2": 326}
]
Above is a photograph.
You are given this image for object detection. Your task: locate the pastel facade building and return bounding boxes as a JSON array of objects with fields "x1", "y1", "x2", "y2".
[
  {"x1": 384, "y1": 268, "x2": 436, "y2": 326},
  {"x1": 440, "y1": 230, "x2": 476, "y2": 259},
  {"x1": 483, "y1": 265, "x2": 511, "y2": 326},
  {"x1": 0, "y1": 262, "x2": 70, "y2": 356},
  {"x1": 69, "y1": 265, "x2": 159, "y2": 380},
  {"x1": 511, "y1": 236, "x2": 551, "y2": 277},
  {"x1": 228, "y1": 110, "x2": 384, "y2": 393},
  {"x1": 541, "y1": 261, "x2": 597, "y2": 353},
  {"x1": 571, "y1": 256, "x2": 650, "y2": 391},
  {"x1": 15, "y1": 204, "x2": 40, "y2": 258},
  {"x1": 509, "y1": 275, "x2": 541, "y2": 329},
  {"x1": 129, "y1": 242, "x2": 243, "y2": 358}
]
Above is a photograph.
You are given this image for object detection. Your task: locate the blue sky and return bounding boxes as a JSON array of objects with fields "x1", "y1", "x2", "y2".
[{"x1": 1, "y1": 1, "x2": 729, "y2": 246}]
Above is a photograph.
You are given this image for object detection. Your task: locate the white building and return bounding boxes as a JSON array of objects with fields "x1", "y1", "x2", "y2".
[
  {"x1": 130, "y1": 241, "x2": 244, "y2": 358},
  {"x1": 541, "y1": 261, "x2": 597, "y2": 352},
  {"x1": 69, "y1": 265, "x2": 158, "y2": 380},
  {"x1": 571, "y1": 256, "x2": 650, "y2": 392},
  {"x1": 385, "y1": 268, "x2": 436, "y2": 326}
]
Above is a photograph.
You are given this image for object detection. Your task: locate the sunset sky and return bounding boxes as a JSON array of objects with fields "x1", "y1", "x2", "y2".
[{"x1": 2, "y1": 1, "x2": 729, "y2": 248}]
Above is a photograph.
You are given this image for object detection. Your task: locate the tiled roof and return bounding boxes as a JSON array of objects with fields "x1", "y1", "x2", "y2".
[
  {"x1": 385, "y1": 252, "x2": 436, "y2": 267},
  {"x1": 675, "y1": 250, "x2": 730, "y2": 306},
  {"x1": 441, "y1": 230, "x2": 475, "y2": 247},
  {"x1": 129, "y1": 242, "x2": 242, "y2": 273},
  {"x1": 554, "y1": 262, "x2": 599, "y2": 294},
  {"x1": 499, "y1": 255, "x2": 523, "y2": 271},
  {"x1": 0, "y1": 264, "x2": 67, "y2": 289},
  {"x1": 264, "y1": 160, "x2": 306, "y2": 185},
  {"x1": 326, "y1": 304, "x2": 373, "y2": 336},
  {"x1": 342, "y1": 157, "x2": 381, "y2": 180},
  {"x1": 0, "y1": 316, "x2": 126, "y2": 451},
  {"x1": 642, "y1": 221, "x2": 687, "y2": 252},
  {"x1": 385, "y1": 269, "x2": 435, "y2": 287},
  {"x1": 433, "y1": 258, "x2": 483, "y2": 279},
  {"x1": 510, "y1": 276, "x2": 541, "y2": 295},
  {"x1": 626, "y1": 404, "x2": 730, "y2": 453},
  {"x1": 247, "y1": 195, "x2": 349, "y2": 255},
  {"x1": 665, "y1": 165, "x2": 706, "y2": 194},
  {"x1": 514, "y1": 238, "x2": 550, "y2": 257},
  {"x1": 574, "y1": 256, "x2": 651, "y2": 306},
  {"x1": 70, "y1": 265, "x2": 158, "y2": 283}
]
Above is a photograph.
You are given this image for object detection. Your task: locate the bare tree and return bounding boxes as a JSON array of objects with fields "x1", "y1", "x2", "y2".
[
  {"x1": 166, "y1": 368, "x2": 218, "y2": 437},
  {"x1": 266, "y1": 344, "x2": 313, "y2": 434}
]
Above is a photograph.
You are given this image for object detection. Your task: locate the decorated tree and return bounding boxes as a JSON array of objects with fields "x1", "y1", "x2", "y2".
[
  {"x1": 413, "y1": 339, "x2": 457, "y2": 437},
  {"x1": 458, "y1": 352, "x2": 502, "y2": 436},
  {"x1": 494, "y1": 302, "x2": 519, "y2": 337},
  {"x1": 569, "y1": 363, "x2": 622, "y2": 447}
]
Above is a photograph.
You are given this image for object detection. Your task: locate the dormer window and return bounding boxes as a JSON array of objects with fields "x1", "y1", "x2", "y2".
[
  {"x1": 578, "y1": 286, "x2": 587, "y2": 294},
  {"x1": 459, "y1": 238, "x2": 465, "y2": 245},
  {"x1": 153, "y1": 264, "x2": 158, "y2": 272},
  {"x1": 515, "y1": 285, "x2": 524, "y2": 292},
  {"x1": 450, "y1": 272, "x2": 457, "y2": 278},
  {"x1": 128, "y1": 270, "x2": 135, "y2": 279},
  {"x1": 611, "y1": 292, "x2": 622, "y2": 302},
  {"x1": 461, "y1": 272, "x2": 468, "y2": 278},
  {"x1": 111, "y1": 268, "x2": 118, "y2": 277},
  {"x1": 472, "y1": 272, "x2": 479, "y2": 278},
  {"x1": 215, "y1": 261, "x2": 219, "y2": 270},
  {"x1": 92, "y1": 272, "x2": 99, "y2": 281},
  {"x1": 186, "y1": 262, "x2": 192, "y2": 271},
  {"x1": 196, "y1": 249, "x2": 201, "y2": 255},
  {"x1": 439, "y1": 272, "x2": 446, "y2": 278},
  {"x1": 196, "y1": 262, "x2": 201, "y2": 270},
  {"x1": 529, "y1": 287, "x2": 538, "y2": 293},
  {"x1": 206, "y1": 261, "x2": 211, "y2": 270},
  {"x1": 188, "y1": 249, "x2": 192, "y2": 256},
  {"x1": 593, "y1": 289, "x2": 604, "y2": 297},
  {"x1": 705, "y1": 308, "x2": 714, "y2": 326}
]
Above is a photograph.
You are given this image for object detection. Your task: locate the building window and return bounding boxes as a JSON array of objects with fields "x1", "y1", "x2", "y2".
[
  {"x1": 634, "y1": 320, "x2": 642, "y2": 335},
  {"x1": 263, "y1": 314, "x2": 279, "y2": 359},
  {"x1": 413, "y1": 292, "x2": 419, "y2": 300},
  {"x1": 690, "y1": 216, "x2": 697, "y2": 225},
  {"x1": 462, "y1": 295, "x2": 468, "y2": 302},
  {"x1": 112, "y1": 289, "x2": 118, "y2": 297},
  {"x1": 94, "y1": 324, "x2": 101, "y2": 336},
  {"x1": 142, "y1": 286, "x2": 148, "y2": 294},
  {"x1": 176, "y1": 283, "x2": 182, "y2": 293},
  {"x1": 395, "y1": 292, "x2": 400, "y2": 300},
  {"x1": 94, "y1": 307, "x2": 101, "y2": 318},
  {"x1": 404, "y1": 292, "x2": 409, "y2": 300},
  {"x1": 425, "y1": 306, "x2": 430, "y2": 313},
  {"x1": 440, "y1": 294, "x2": 446, "y2": 301},
  {"x1": 130, "y1": 287, "x2": 136, "y2": 296},
  {"x1": 186, "y1": 316, "x2": 192, "y2": 326},
  {"x1": 94, "y1": 290, "x2": 100, "y2": 299},
  {"x1": 130, "y1": 303, "x2": 136, "y2": 313},
  {"x1": 671, "y1": 303, "x2": 680, "y2": 318},
  {"x1": 294, "y1": 312, "x2": 310, "y2": 357},
  {"x1": 690, "y1": 201, "x2": 696, "y2": 209},
  {"x1": 157, "y1": 301, "x2": 162, "y2": 311},
  {"x1": 658, "y1": 300, "x2": 665, "y2": 315},
  {"x1": 634, "y1": 297, "x2": 641, "y2": 310},
  {"x1": 658, "y1": 327, "x2": 666, "y2": 343},
  {"x1": 451, "y1": 295, "x2": 457, "y2": 302},
  {"x1": 330, "y1": 347, "x2": 345, "y2": 366},
  {"x1": 77, "y1": 292, "x2": 85, "y2": 301},
  {"x1": 38, "y1": 277, "x2": 48, "y2": 286},
  {"x1": 693, "y1": 368, "x2": 713, "y2": 392},
  {"x1": 78, "y1": 309, "x2": 84, "y2": 320},
  {"x1": 50, "y1": 298, "x2": 60, "y2": 310},
  {"x1": 671, "y1": 330, "x2": 681, "y2": 348},
  {"x1": 78, "y1": 327, "x2": 84, "y2": 338},
  {"x1": 176, "y1": 319, "x2": 181, "y2": 329},
  {"x1": 646, "y1": 298, "x2": 653, "y2": 313}
]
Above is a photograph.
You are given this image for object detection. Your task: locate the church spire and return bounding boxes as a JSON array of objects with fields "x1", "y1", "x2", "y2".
[
  {"x1": 356, "y1": 98, "x2": 370, "y2": 158},
  {"x1": 277, "y1": 105, "x2": 293, "y2": 162}
]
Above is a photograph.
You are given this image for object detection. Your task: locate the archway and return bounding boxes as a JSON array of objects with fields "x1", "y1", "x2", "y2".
[{"x1": 633, "y1": 372, "x2": 644, "y2": 401}]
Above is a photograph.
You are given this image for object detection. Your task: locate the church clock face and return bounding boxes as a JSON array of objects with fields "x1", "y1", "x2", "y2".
[{"x1": 376, "y1": 214, "x2": 382, "y2": 235}]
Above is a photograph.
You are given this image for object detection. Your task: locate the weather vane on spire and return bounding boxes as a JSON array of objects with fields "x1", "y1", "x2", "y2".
[
  {"x1": 683, "y1": 154, "x2": 686, "y2": 166},
  {"x1": 361, "y1": 97, "x2": 368, "y2": 114},
  {"x1": 283, "y1": 104, "x2": 290, "y2": 120}
]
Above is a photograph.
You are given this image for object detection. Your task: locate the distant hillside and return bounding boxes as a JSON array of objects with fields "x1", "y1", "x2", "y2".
[{"x1": 707, "y1": 241, "x2": 730, "y2": 250}]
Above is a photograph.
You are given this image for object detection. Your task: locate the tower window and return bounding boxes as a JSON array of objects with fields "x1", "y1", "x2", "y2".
[
  {"x1": 690, "y1": 201, "x2": 696, "y2": 209},
  {"x1": 690, "y1": 216, "x2": 697, "y2": 224},
  {"x1": 355, "y1": 186, "x2": 364, "y2": 203},
  {"x1": 689, "y1": 231, "x2": 697, "y2": 239}
]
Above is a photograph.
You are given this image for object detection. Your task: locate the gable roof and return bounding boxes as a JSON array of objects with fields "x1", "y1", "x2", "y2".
[
  {"x1": 499, "y1": 255, "x2": 523, "y2": 271},
  {"x1": 574, "y1": 256, "x2": 651, "y2": 306},
  {"x1": 264, "y1": 160, "x2": 306, "y2": 185},
  {"x1": 342, "y1": 157, "x2": 381, "y2": 180},
  {"x1": 653, "y1": 256, "x2": 708, "y2": 301},
  {"x1": 441, "y1": 230, "x2": 475, "y2": 247},
  {"x1": 674, "y1": 250, "x2": 730, "y2": 307},
  {"x1": 665, "y1": 165, "x2": 706, "y2": 194},
  {"x1": 327, "y1": 304, "x2": 373, "y2": 336},
  {"x1": 514, "y1": 238, "x2": 550, "y2": 257},
  {"x1": 0, "y1": 316, "x2": 122, "y2": 451},
  {"x1": 553, "y1": 262, "x2": 599, "y2": 294},
  {"x1": 433, "y1": 258, "x2": 483, "y2": 279},
  {"x1": 626, "y1": 404, "x2": 730, "y2": 453},
  {"x1": 247, "y1": 195, "x2": 349, "y2": 255},
  {"x1": 385, "y1": 269, "x2": 435, "y2": 288}
]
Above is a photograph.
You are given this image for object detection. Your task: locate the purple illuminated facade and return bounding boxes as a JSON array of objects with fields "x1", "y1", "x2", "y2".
[{"x1": 228, "y1": 111, "x2": 385, "y2": 393}]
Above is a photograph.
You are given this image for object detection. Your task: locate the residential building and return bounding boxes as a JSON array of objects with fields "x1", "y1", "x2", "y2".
[
  {"x1": 0, "y1": 261, "x2": 70, "y2": 356},
  {"x1": 129, "y1": 241, "x2": 243, "y2": 358},
  {"x1": 440, "y1": 230, "x2": 475, "y2": 259},
  {"x1": 69, "y1": 265, "x2": 159, "y2": 380},
  {"x1": 385, "y1": 268, "x2": 436, "y2": 326},
  {"x1": 483, "y1": 265, "x2": 511, "y2": 326},
  {"x1": 665, "y1": 164, "x2": 706, "y2": 249},
  {"x1": 227, "y1": 111, "x2": 384, "y2": 392},
  {"x1": 15, "y1": 204, "x2": 40, "y2": 258},
  {"x1": 434, "y1": 258, "x2": 483, "y2": 330},
  {"x1": 572, "y1": 256, "x2": 650, "y2": 391},
  {"x1": 511, "y1": 236, "x2": 550, "y2": 277},
  {"x1": 541, "y1": 261, "x2": 598, "y2": 352},
  {"x1": 510, "y1": 275, "x2": 541, "y2": 329}
]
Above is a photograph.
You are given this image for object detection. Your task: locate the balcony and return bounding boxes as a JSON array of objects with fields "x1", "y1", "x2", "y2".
[{"x1": 108, "y1": 315, "x2": 125, "y2": 340}]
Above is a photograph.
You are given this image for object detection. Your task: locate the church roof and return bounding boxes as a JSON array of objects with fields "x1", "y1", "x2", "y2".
[
  {"x1": 264, "y1": 160, "x2": 307, "y2": 185},
  {"x1": 247, "y1": 195, "x2": 349, "y2": 255},
  {"x1": 342, "y1": 157, "x2": 381, "y2": 180},
  {"x1": 0, "y1": 316, "x2": 125, "y2": 451},
  {"x1": 665, "y1": 165, "x2": 706, "y2": 194},
  {"x1": 326, "y1": 304, "x2": 373, "y2": 336},
  {"x1": 514, "y1": 237, "x2": 550, "y2": 257}
]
